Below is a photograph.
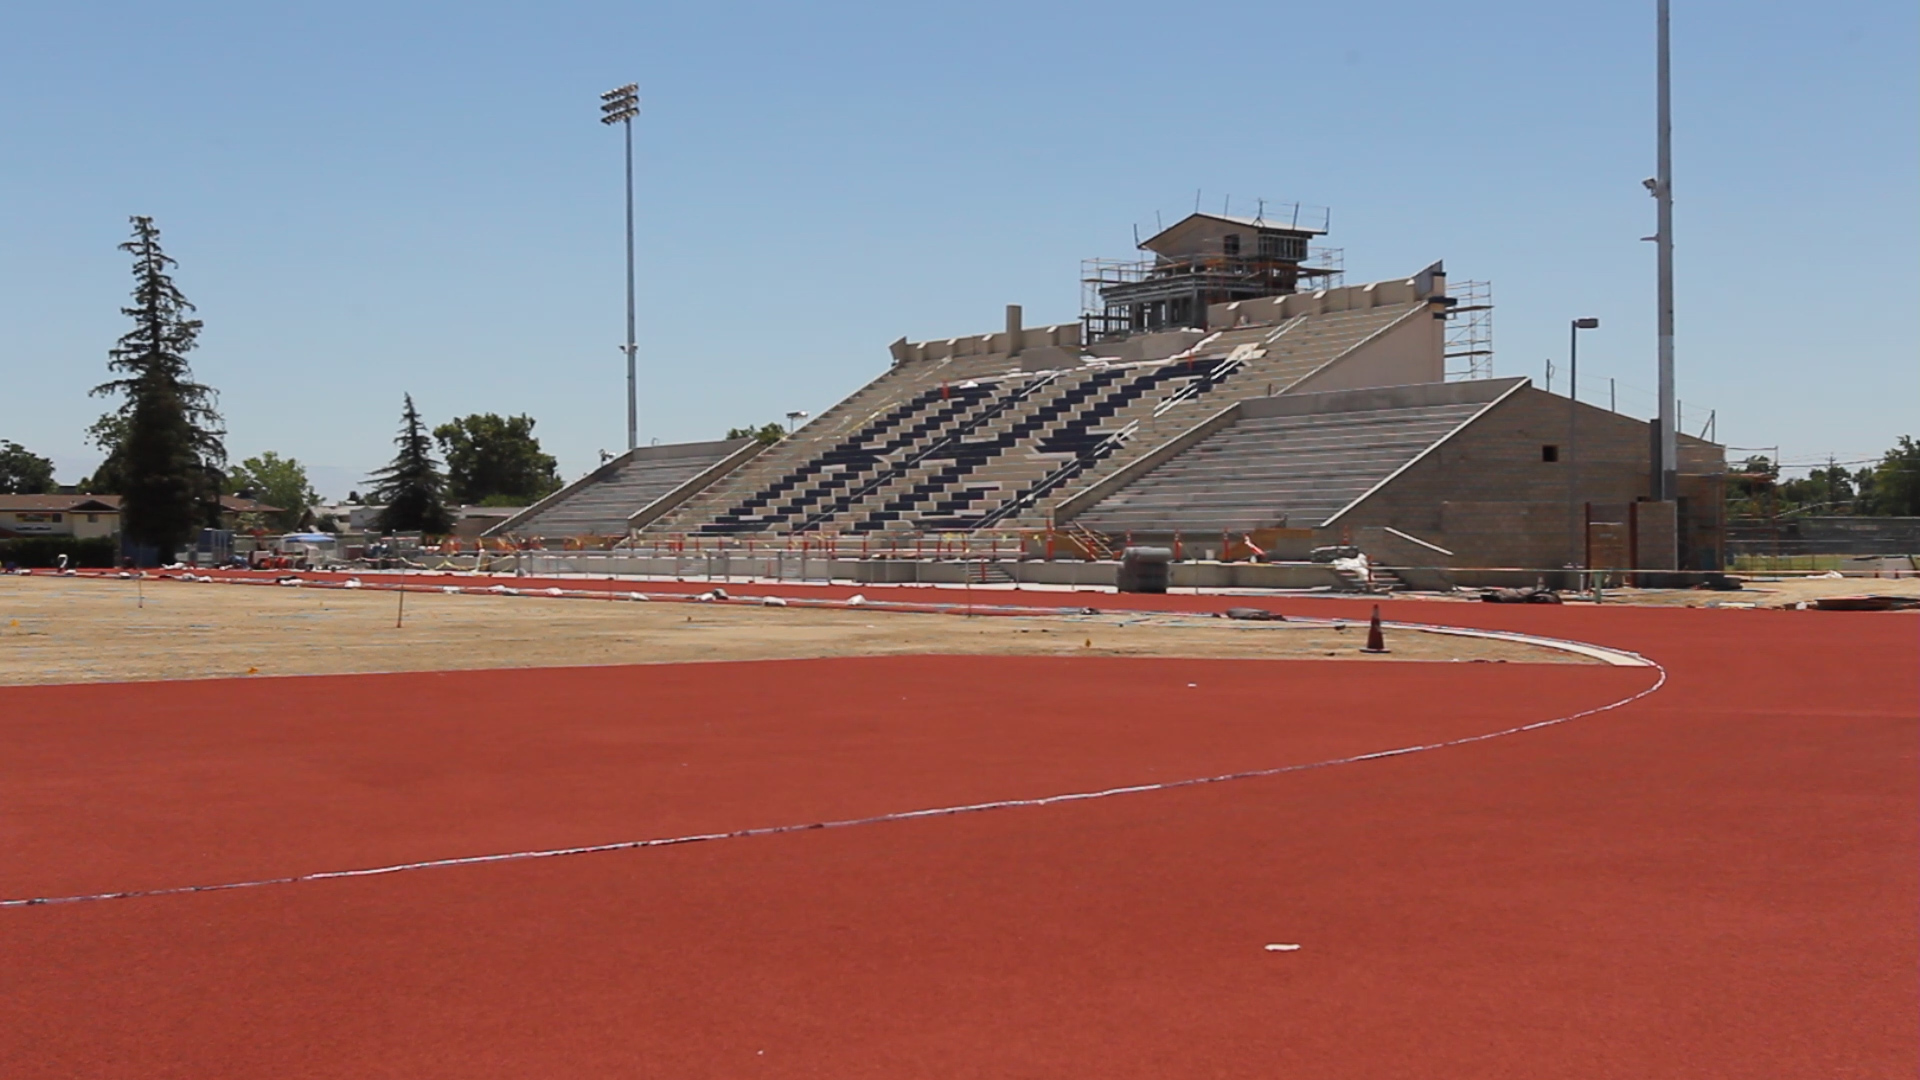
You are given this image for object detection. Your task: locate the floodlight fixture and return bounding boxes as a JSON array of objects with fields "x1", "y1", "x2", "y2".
[{"x1": 601, "y1": 84, "x2": 640, "y2": 125}]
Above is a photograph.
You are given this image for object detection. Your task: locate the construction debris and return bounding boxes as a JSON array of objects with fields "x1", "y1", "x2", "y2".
[
  {"x1": 1223, "y1": 607, "x2": 1285, "y2": 621},
  {"x1": 1480, "y1": 586, "x2": 1563, "y2": 604},
  {"x1": 1812, "y1": 595, "x2": 1920, "y2": 612}
]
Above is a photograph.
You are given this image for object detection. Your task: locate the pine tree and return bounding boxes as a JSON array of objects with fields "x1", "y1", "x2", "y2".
[
  {"x1": 90, "y1": 216, "x2": 226, "y2": 558},
  {"x1": 368, "y1": 394, "x2": 454, "y2": 534}
]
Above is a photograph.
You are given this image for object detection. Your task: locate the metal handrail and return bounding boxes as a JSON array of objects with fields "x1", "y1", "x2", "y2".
[
  {"x1": 791, "y1": 372, "x2": 1063, "y2": 534},
  {"x1": 972, "y1": 420, "x2": 1139, "y2": 530}
]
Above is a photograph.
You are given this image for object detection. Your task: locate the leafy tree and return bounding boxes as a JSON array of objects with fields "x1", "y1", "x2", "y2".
[
  {"x1": 0, "y1": 441, "x2": 57, "y2": 494},
  {"x1": 1862, "y1": 436, "x2": 1920, "y2": 516},
  {"x1": 228, "y1": 451, "x2": 319, "y2": 531},
  {"x1": 431, "y1": 413, "x2": 561, "y2": 505},
  {"x1": 89, "y1": 216, "x2": 226, "y2": 556},
  {"x1": 1776, "y1": 465, "x2": 1857, "y2": 516},
  {"x1": 1853, "y1": 467, "x2": 1878, "y2": 513},
  {"x1": 1725, "y1": 455, "x2": 1776, "y2": 519},
  {"x1": 367, "y1": 394, "x2": 453, "y2": 534},
  {"x1": 727, "y1": 423, "x2": 787, "y2": 446}
]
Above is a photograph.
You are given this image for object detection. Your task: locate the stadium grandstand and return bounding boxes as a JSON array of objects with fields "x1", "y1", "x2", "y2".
[{"x1": 491, "y1": 209, "x2": 1724, "y2": 570}]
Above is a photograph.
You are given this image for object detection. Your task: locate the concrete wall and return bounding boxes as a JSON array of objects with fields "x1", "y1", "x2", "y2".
[
  {"x1": 1287, "y1": 306, "x2": 1445, "y2": 393},
  {"x1": 890, "y1": 321, "x2": 1082, "y2": 365},
  {"x1": 1205, "y1": 273, "x2": 1435, "y2": 330},
  {"x1": 501, "y1": 550, "x2": 1356, "y2": 590},
  {"x1": 887, "y1": 273, "x2": 1448, "y2": 369},
  {"x1": 1332, "y1": 384, "x2": 1720, "y2": 568}
]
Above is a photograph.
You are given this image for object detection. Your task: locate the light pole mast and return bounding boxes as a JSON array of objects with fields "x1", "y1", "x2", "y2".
[
  {"x1": 600, "y1": 83, "x2": 641, "y2": 451},
  {"x1": 1651, "y1": 1, "x2": 1677, "y2": 499},
  {"x1": 1567, "y1": 317, "x2": 1600, "y2": 568}
]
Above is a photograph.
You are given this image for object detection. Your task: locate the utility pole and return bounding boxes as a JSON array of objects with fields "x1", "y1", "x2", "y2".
[
  {"x1": 600, "y1": 83, "x2": 641, "y2": 451},
  {"x1": 1648, "y1": 0, "x2": 1678, "y2": 500}
]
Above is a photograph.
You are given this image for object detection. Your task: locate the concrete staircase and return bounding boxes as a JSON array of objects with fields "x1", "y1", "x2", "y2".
[
  {"x1": 489, "y1": 438, "x2": 753, "y2": 539},
  {"x1": 1074, "y1": 398, "x2": 1486, "y2": 536}
]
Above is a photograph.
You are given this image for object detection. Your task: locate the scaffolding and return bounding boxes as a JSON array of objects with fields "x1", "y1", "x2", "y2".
[
  {"x1": 1080, "y1": 246, "x2": 1345, "y2": 341},
  {"x1": 1444, "y1": 280, "x2": 1493, "y2": 380}
]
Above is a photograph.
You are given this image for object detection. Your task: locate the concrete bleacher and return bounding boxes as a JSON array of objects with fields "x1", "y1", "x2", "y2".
[
  {"x1": 488, "y1": 438, "x2": 756, "y2": 539},
  {"x1": 982, "y1": 300, "x2": 1430, "y2": 531},
  {"x1": 1073, "y1": 396, "x2": 1489, "y2": 535},
  {"x1": 638, "y1": 282, "x2": 1440, "y2": 537}
]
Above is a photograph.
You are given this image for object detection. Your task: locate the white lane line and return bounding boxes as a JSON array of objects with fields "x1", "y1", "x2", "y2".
[{"x1": 1, "y1": 660, "x2": 1667, "y2": 910}]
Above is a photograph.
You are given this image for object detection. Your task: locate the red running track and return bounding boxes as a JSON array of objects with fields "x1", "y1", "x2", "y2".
[{"x1": 0, "y1": 594, "x2": 1912, "y2": 1078}]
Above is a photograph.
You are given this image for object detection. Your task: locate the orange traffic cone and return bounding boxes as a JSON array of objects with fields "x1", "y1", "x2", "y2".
[{"x1": 1361, "y1": 604, "x2": 1389, "y2": 654}]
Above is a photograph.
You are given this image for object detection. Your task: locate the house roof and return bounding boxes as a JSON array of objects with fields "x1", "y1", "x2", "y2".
[
  {"x1": 0, "y1": 494, "x2": 120, "y2": 512},
  {"x1": 1139, "y1": 211, "x2": 1327, "y2": 253},
  {"x1": 0, "y1": 494, "x2": 284, "y2": 514}
]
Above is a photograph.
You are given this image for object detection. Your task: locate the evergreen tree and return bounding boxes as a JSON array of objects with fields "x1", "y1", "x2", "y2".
[
  {"x1": 90, "y1": 216, "x2": 226, "y2": 557},
  {"x1": 367, "y1": 394, "x2": 454, "y2": 534}
]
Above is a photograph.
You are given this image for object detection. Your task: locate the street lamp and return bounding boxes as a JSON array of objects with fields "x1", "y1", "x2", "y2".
[
  {"x1": 1568, "y1": 317, "x2": 1601, "y2": 570},
  {"x1": 785, "y1": 410, "x2": 809, "y2": 434},
  {"x1": 600, "y1": 83, "x2": 641, "y2": 451}
]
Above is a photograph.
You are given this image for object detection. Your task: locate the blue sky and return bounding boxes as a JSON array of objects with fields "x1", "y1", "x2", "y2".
[{"x1": 2, "y1": 0, "x2": 1914, "y2": 497}]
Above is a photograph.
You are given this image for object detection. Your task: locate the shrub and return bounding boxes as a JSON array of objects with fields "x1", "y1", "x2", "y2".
[{"x1": 0, "y1": 536, "x2": 121, "y2": 569}]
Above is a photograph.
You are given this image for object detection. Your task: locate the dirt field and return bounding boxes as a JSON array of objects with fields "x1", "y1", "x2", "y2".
[
  {"x1": 1603, "y1": 573, "x2": 1920, "y2": 608},
  {"x1": 0, "y1": 575, "x2": 1585, "y2": 685}
]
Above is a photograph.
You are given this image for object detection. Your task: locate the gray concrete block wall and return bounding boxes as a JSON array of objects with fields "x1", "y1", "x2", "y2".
[{"x1": 1332, "y1": 386, "x2": 1715, "y2": 568}]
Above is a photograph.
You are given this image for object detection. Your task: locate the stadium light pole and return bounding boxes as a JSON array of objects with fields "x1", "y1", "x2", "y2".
[
  {"x1": 1647, "y1": 0, "x2": 1677, "y2": 500},
  {"x1": 600, "y1": 83, "x2": 641, "y2": 451},
  {"x1": 1568, "y1": 318, "x2": 1601, "y2": 569}
]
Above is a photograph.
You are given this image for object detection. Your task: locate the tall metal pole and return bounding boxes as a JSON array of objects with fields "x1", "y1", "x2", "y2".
[
  {"x1": 1654, "y1": 0, "x2": 1677, "y2": 499},
  {"x1": 600, "y1": 84, "x2": 641, "y2": 451},
  {"x1": 623, "y1": 114, "x2": 637, "y2": 451},
  {"x1": 1567, "y1": 318, "x2": 1599, "y2": 568},
  {"x1": 1569, "y1": 322, "x2": 1580, "y2": 568}
]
